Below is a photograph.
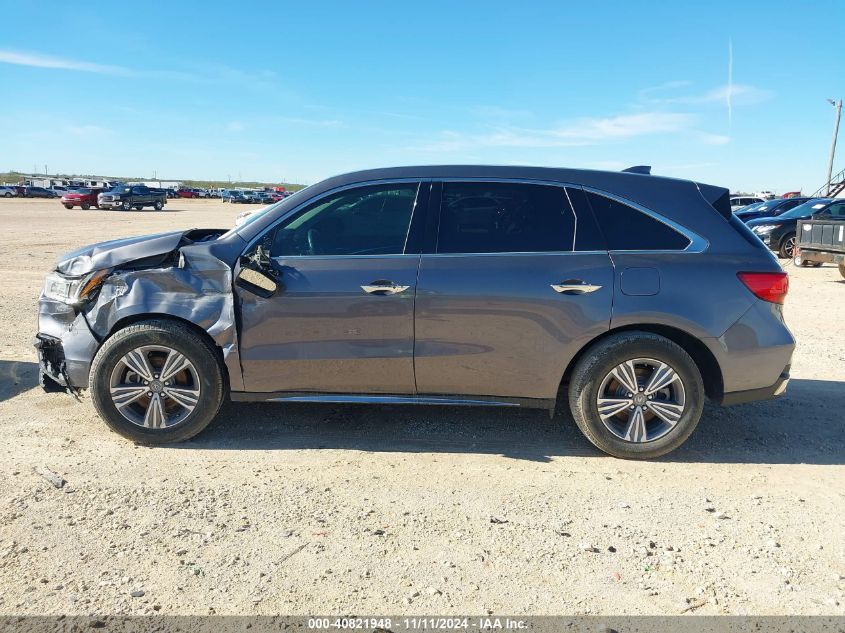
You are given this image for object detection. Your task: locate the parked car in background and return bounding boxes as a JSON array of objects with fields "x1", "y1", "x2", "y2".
[
  {"x1": 176, "y1": 188, "x2": 199, "y2": 199},
  {"x1": 60, "y1": 188, "x2": 103, "y2": 210},
  {"x1": 735, "y1": 197, "x2": 809, "y2": 223},
  {"x1": 730, "y1": 196, "x2": 764, "y2": 212},
  {"x1": 98, "y1": 185, "x2": 167, "y2": 211},
  {"x1": 756, "y1": 190, "x2": 775, "y2": 200},
  {"x1": 49, "y1": 186, "x2": 70, "y2": 197},
  {"x1": 253, "y1": 191, "x2": 275, "y2": 205},
  {"x1": 34, "y1": 165, "x2": 794, "y2": 460},
  {"x1": 0, "y1": 186, "x2": 17, "y2": 197},
  {"x1": 747, "y1": 198, "x2": 845, "y2": 258},
  {"x1": 223, "y1": 190, "x2": 248, "y2": 203},
  {"x1": 24, "y1": 186, "x2": 58, "y2": 198}
]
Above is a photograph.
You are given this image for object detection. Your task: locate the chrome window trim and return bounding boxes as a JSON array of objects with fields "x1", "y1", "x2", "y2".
[
  {"x1": 581, "y1": 186, "x2": 709, "y2": 254},
  {"x1": 242, "y1": 178, "x2": 428, "y2": 257},
  {"x1": 245, "y1": 176, "x2": 708, "y2": 258}
]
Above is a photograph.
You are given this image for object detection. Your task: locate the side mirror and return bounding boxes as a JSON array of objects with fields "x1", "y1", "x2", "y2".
[{"x1": 236, "y1": 266, "x2": 278, "y2": 298}]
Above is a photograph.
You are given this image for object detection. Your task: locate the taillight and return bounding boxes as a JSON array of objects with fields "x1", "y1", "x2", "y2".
[{"x1": 737, "y1": 272, "x2": 789, "y2": 304}]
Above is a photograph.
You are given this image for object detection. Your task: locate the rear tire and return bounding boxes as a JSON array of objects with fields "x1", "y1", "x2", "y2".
[
  {"x1": 154, "y1": 200, "x2": 163, "y2": 210},
  {"x1": 567, "y1": 332, "x2": 705, "y2": 459},
  {"x1": 90, "y1": 319, "x2": 225, "y2": 444}
]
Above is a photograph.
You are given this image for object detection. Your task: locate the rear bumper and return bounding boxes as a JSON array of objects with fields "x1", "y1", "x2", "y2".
[
  {"x1": 719, "y1": 367, "x2": 790, "y2": 405},
  {"x1": 704, "y1": 299, "x2": 795, "y2": 403}
]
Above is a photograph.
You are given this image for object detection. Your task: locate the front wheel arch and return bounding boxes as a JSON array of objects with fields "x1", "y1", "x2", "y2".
[
  {"x1": 103, "y1": 313, "x2": 230, "y2": 396},
  {"x1": 558, "y1": 323, "x2": 724, "y2": 404}
]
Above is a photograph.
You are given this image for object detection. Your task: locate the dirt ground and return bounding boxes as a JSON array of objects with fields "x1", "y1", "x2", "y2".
[{"x1": 0, "y1": 197, "x2": 843, "y2": 616}]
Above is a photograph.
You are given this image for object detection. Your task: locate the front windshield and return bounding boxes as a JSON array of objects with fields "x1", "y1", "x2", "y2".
[{"x1": 777, "y1": 199, "x2": 832, "y2": 219}]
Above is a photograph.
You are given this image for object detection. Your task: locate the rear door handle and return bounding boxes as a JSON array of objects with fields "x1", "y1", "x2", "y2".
[
  {"x1": 551, "y1": 280, "x2": 602, "y2": 295},
  {"x1": 361, "y1": 281, "x2": 410, "y2": 295}
]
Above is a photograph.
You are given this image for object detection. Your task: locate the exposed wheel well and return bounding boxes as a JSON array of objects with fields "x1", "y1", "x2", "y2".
[
  {"x1": 560, "y1": 324, "x2": 724, "y2": 402},
  {"x1": 105, "y1": 314, "x2": 230, "y2": 393}
]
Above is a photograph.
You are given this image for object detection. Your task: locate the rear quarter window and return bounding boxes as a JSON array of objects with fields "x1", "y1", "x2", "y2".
[{"x1": 585, "y1": 191, "x2": 691, "y2": 251}]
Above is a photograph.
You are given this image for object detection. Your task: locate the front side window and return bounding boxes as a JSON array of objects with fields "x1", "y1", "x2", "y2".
[
  {"x1": 585, "y1": 191, "x2": 691, "y2": 251},
  {"x1": 271, "y1": 183, "x2": 419, "y2": 256},
  {"x1": 436, "y1": 182, "x2": 576, "y2": 254}
]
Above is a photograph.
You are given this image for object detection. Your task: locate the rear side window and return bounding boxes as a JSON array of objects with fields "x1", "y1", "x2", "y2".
[
  {"x1": 437, "y1": 182, "x2": 575, "y2": 253},
  {"x1": 585, "y1": 191, "x2": 691, "y2": 251}
]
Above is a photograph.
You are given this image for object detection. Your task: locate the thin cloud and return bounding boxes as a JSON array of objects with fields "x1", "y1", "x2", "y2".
[
  {"x1": 416, "y1": 111, "x2": 696, "y2": 152},
  {"x1": 640, "y1": 80, "x2": 771, "y2": 109},
  {"x1": 0, "y1": 49, "x2": 129, "y2": 74}
]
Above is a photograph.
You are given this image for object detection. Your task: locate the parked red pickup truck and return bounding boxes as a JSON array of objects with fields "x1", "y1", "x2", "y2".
[{"x1": 60, "y1": 188, "x2": 103, "y2": 210}]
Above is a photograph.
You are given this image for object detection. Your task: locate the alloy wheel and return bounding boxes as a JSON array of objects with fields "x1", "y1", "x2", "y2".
[
  {"x1": 596, "y1": 358, "x2": 686, "y2": 443},
  {"x1": 784, "y1": 236, "x2": 796, "y2": 258},
  {"x1": 108, "y1": 345, "x2": 200, "y2": 429}
]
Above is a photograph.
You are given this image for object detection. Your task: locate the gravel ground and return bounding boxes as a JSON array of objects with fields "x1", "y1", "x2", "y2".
[{"x1": 0, "y1": 198, "x2": 843, "y2": 616}]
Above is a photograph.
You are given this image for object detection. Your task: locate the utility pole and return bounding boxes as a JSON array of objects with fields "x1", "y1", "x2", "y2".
[{"x1": 825, "y1": 98, "x2": 842, "y2": 195}]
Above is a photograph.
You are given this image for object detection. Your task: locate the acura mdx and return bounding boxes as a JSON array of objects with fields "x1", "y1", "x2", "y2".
[{"x1": 35, "y1": 166, "x2": 795, "y2": 459}]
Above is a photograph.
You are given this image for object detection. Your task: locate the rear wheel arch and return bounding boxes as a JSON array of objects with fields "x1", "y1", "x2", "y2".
[{"x1": 559, "y1": 324, "x2": 724, "y2": 403}]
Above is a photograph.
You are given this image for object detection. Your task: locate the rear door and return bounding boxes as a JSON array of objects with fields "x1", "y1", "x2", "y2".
[
  {"x1": 414, "y1": 181, "x2": 613, "y2": 401},
  {"x1": 236, "y1": 181, "x2": 427, "y2": 394}
]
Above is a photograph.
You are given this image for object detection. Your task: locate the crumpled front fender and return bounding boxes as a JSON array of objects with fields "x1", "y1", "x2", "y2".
[{"x1": 84, "y1": 247, "x2": 244, "y2": 391}]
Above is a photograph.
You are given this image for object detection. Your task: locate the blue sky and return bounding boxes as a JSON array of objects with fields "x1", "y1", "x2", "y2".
[{"x1": 1, "y1": 0, "x2": 842, "y2": 192}]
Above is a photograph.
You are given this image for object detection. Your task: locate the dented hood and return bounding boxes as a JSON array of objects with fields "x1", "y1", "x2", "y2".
[{"x1": 55, "y1": 231, "x2": 189, "y2": 276}]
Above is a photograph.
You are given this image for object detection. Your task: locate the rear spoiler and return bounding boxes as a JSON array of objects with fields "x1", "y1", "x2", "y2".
[
  {"x1": 696, "y1": 182, "x2": 732, "y2": 219},
  {"x1": 621, "y1": 165, "x2": 651, "y2": 175}
]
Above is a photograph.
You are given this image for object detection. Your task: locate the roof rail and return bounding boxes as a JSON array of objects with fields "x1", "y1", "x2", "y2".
[{"x1": 621, "y1": 165, "x2": 651, "y2": 175}]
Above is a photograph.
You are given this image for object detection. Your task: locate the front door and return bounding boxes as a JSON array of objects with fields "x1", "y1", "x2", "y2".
[
  {"x1": 237, "y1": 182, "x2": 424, "y2": 394},
  {"x1": 414, "y1": 181, "x2": 614, "y2": 401}
]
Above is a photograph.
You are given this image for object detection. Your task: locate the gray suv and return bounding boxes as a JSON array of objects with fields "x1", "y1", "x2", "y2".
[{"x1": 35, "y1": 166, "x2": 795, "y2": 459}]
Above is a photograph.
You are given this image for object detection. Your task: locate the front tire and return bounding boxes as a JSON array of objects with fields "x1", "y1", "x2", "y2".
[
  {"x1": 90, "y1": 320, "x2": 225, "y2": 444},
  {"x1": 779, "y1": 233, "x2": 796, "y2": 259},
  {"x1": 81, "y1": 203, "x2": 91, "y2": 210},
  {"x1": 64, "y1": 204, "x2": 73, "y2": 209},
  {"x1": 567, "y1": 332, "x2": 705, "y2": 459},
  {"x1": 121, "y1": 200, "x2": 132, "y2": 211}
]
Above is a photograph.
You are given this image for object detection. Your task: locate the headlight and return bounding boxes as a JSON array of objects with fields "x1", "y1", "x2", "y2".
[
  {"x1": 43, "y1": 269, "x2": 110, "y2": 305},
  {"x1": 752, "y1": 224, "x2": 777, "y2": 234}
]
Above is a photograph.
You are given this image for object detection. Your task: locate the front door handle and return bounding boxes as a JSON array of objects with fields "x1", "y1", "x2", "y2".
[
  {"x1": 551, "y1": 280, "x2": 602, "y2": 295},
  {"x1": 361, "y1": 281, "x2": 410, "y2": 295}
]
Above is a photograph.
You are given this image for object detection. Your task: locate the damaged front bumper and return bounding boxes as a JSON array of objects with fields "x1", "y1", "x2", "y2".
[{"x1": 34, "y1": 298, "x2": 100, "y2": 394}]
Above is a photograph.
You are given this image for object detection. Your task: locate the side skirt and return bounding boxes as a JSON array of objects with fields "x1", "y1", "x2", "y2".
[{"x1": 229, "y1": 391, "x2": 556, "y2": 411}]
